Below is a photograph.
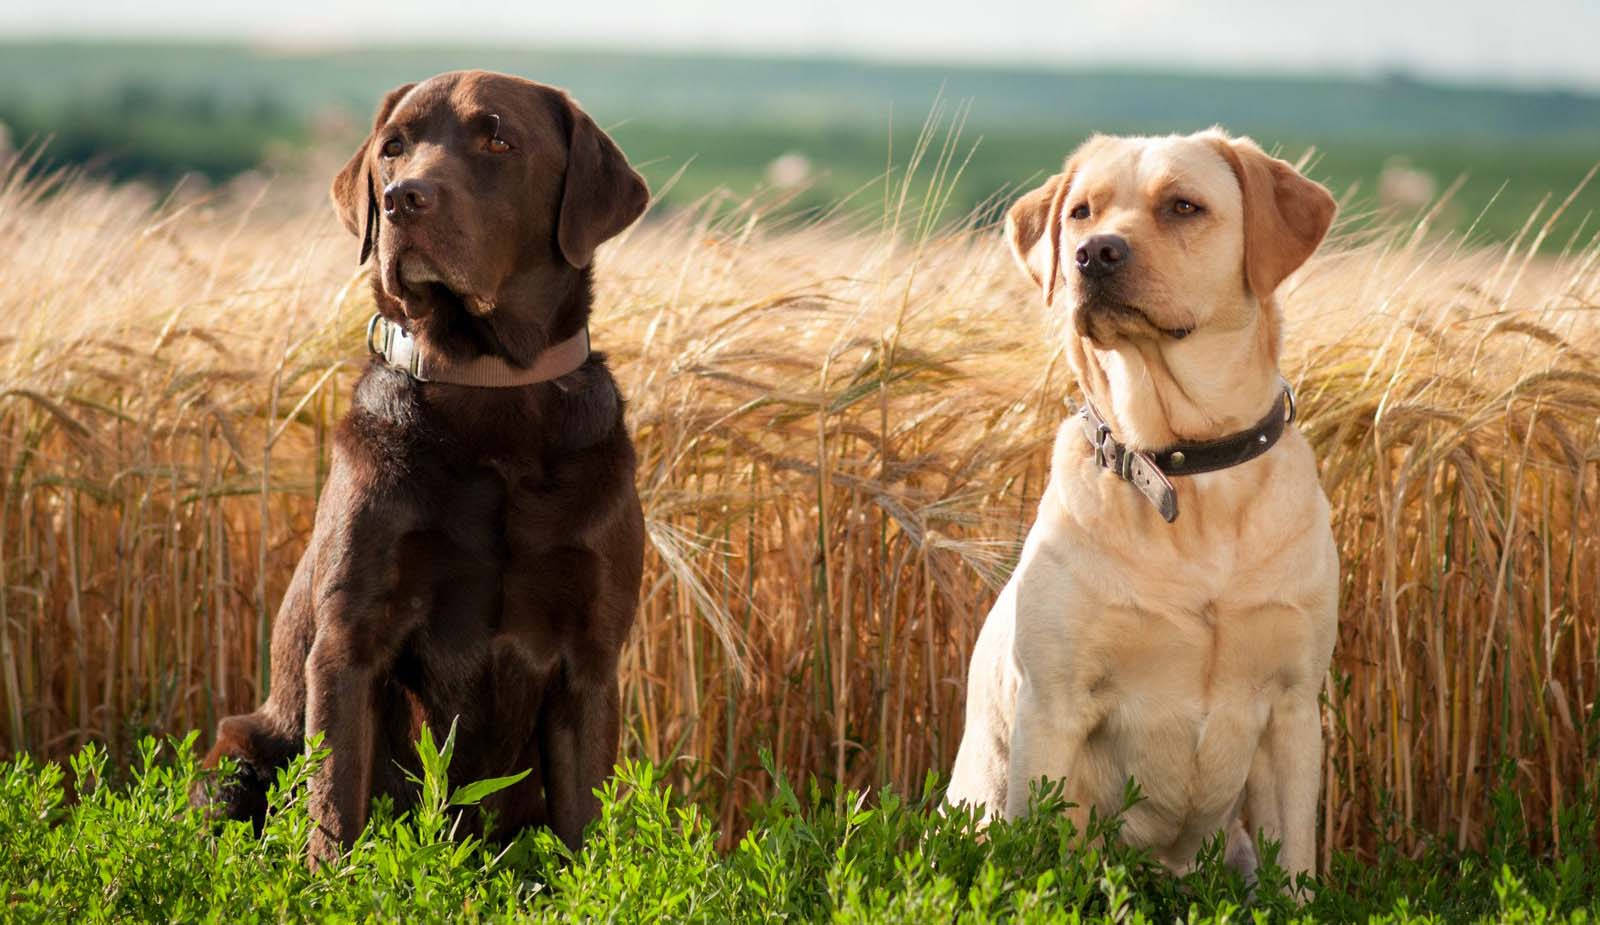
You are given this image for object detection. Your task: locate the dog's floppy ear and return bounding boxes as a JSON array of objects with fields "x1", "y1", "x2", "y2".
[
  {"x1": 1004, "y1": 136, "x2": 1107, "y2": 305},
  {"x1": 1004, "y1": 172, "x2": 1069, "y2": 305},
  {"x1": 330, "y1": 82, "x2": 416, "y2": 265},
  {"x1": 553, "y1": 93, "x2": 649, "y2": 269},
  {"x1": 1209, "y1": 133, "x2": 1337, "y2": 304}
]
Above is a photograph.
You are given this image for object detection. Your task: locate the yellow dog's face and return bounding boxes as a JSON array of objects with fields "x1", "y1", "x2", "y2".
[{"x1": 1006, "y1": 130, "x2": 1336, "y2": 347}]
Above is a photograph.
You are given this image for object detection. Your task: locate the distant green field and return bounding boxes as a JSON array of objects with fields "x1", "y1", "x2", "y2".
[{"x1": 2, "y1": 41, "x2": 1597, "y2": 244}]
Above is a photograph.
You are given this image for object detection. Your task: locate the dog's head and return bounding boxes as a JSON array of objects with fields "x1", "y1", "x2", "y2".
[
  {"x1": 332, "y1": 70, "x2": 648, "y2": 327},
  {"x1": 1006, "y1": 129, "x2": 1335, "y2": 351}
]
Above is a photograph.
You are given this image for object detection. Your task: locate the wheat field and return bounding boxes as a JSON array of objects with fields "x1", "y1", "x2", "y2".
[{"x1": 1, "y1": 144, "x2": 1597, "y2": 867}]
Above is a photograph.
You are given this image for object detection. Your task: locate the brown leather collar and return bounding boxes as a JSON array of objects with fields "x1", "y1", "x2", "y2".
[
  {"x1": 366, "y1": 314, "x2": 591, "y2": 387},
  {"x1": 1080, "y1": 386, "x2": 1296, "y2": 524}
]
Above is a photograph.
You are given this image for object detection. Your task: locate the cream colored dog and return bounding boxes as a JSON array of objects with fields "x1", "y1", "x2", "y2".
[{"x1": 946, "y1": 129, "x2": 1339, "y2": 879}]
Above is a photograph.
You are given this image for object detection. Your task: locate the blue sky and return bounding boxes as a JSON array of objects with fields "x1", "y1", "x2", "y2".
[{"x1": 5, "y1": 0, "x2": 1598, "y2": 91}]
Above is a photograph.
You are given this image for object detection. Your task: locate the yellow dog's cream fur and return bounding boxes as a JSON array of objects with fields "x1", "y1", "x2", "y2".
[{"x1": 946, "y1": 129, "x2": 1339, "y2": 877}]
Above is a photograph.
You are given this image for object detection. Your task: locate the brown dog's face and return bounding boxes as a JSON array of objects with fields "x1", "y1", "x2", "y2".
[
  {"x1": 331, "y1": 71, "x2": 648, "y2": 324},
  {"x1": 1006, "y1": 130, "x2": 1335, "y2": 348}
]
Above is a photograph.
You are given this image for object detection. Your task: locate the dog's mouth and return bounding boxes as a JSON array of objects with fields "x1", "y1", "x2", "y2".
[
  {"x1": 399, "y1": 253, "x2": 448, "y2": 288},
  {"x1": 381, "y1": 251, "x2": 495, "y2": 318},
  {"x1": 1075, "y1": 299, "x2": 1192, "y2": 342}
]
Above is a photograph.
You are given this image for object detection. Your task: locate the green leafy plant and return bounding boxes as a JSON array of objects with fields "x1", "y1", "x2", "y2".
[{"x1": 2, "y1": 729, "x2": 1596, "y2": 922}]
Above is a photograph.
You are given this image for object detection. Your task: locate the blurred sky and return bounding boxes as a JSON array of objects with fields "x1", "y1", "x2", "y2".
[{"x1": 5, "y1": 0, "x2": 1597, "y2": 92}]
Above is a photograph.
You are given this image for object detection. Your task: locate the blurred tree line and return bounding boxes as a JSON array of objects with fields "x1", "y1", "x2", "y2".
[{"x1": 0, "y1": 82, "x2": 303, "y2": 183}]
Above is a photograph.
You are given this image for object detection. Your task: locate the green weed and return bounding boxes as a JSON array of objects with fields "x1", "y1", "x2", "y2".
[{"x1": 1, "y1": 730, "x2": 1596, "y2": 923}]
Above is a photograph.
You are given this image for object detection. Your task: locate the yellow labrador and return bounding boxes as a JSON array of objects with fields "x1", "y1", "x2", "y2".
[{"x1": 946, "y1": 129, "x2": 1339, "y2": 879}]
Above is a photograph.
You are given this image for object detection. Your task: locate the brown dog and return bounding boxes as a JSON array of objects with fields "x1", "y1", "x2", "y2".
[{"x1": 199, "y1": 71, "x2": 648, "y2": 862}]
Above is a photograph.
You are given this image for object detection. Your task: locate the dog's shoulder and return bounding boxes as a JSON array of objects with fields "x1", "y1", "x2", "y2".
[{"x1": 551, "y1": 353, "x2": 627, "y2": 454}]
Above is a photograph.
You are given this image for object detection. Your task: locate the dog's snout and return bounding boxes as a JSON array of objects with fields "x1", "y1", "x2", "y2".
[
  {"x1": 382, "y1": 179, "x2": 437, "y2": 219},
  {"x1": 1075, "y1": 234, "x2": 1130, "y2": 278}
]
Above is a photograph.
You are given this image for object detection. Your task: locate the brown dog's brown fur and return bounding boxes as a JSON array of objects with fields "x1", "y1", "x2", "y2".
[{"x1": 198, "y1": 71, "x2": 648, "y2": 862}]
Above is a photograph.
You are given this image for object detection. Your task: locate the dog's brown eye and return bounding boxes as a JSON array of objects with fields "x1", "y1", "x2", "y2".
[
  {"x1": 1172, "y1": 199, "x2": 1201, "y2": 216},
  {"x1": 381, "y1": 139, "x2": 403, "y2": 158},
  {"x1": 1069, "y1": 204, "x2": 1090, "y2": 221},
  {"x1": 485, "y1": 137, "x2": 512, "y2": 154}
]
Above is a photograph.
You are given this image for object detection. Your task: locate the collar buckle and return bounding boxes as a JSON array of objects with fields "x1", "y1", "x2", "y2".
[
  {"x1": 366, "y1": 314, "x2": 430, "y2": 382},
  {"x1": 366, "y1": 312, "x2": 388, "y2": 357},
  {"x1": 1092, "y1": 419, "x2": 1116, "y2": 470},
  {"x1": 1090, "y1": 417, "x2": 1140, "y2": 481}
]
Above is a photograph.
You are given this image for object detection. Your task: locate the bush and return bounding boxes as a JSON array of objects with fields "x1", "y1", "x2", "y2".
[{"x1": 2, "y1": 730, "x2": 1597, "y2": 923}]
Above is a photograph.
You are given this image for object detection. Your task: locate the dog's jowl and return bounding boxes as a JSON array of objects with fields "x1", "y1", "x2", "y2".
[
  {"x1": 197, "y1": 70, "x2": 648, "y2": 862},
  {"x1": 947, "y1": 129, "x2": 1339, "y2": 879}
]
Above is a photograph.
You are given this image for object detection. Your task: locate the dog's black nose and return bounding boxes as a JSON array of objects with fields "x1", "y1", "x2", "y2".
[
  {"x1": 382, "y1": 179, "x2": 436, "y2": 219},
  {"x1": 1075, "y1": 234, "x2": 1129, "y2": 278}
]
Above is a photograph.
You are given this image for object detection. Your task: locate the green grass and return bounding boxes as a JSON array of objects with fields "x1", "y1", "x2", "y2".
[{"x1": 2, "y1": 729, "x2": 1598, "y2": 923}]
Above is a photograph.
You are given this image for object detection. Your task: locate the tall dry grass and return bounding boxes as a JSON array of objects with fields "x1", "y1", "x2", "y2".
[{"x1": 1, "y1": 145, "x2": 1597, "y2": 863}]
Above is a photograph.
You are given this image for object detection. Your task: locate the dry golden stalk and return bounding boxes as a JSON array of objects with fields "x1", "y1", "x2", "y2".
[{"x1": 0, "y1": 159, "x2": 1595, "y2": 862}]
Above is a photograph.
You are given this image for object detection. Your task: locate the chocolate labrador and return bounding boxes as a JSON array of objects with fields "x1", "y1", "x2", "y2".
[{"x1": 198, "y1": 70, "x2": 648, "y2": 862}]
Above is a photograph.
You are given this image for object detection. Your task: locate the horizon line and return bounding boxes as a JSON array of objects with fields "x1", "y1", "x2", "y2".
[{"x1": 2, "y1": 31, "x2": 1598, "y2": 97}]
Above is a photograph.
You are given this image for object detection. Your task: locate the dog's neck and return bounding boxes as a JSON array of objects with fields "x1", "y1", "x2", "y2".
[
  {"x1": 372, "y1": 263, "x2": 593, "y2": 371},
  {"x1": 1068, "y1": 299, "x2": 1283, "y2": 450},
  {"x1": 362, "y1": 263, "x2": 616, "y2": 455}
]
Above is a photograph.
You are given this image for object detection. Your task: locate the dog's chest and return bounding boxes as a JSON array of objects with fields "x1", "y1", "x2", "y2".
[
  {"x1": 401, "y1": 458, "x2": 585, "y2": 632},
  {"x1": 1073, "y1": 601, "x2": 1306, "y2": 844},
  {"x1": 488, "y1": 462, "x2": 603, "y2": 645}
]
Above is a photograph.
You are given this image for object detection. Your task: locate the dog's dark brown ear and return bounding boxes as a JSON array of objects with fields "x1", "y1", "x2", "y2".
[
  {"x1": 330, "y1": 82, "x2": 416, "y2": 265},
  {"x1": 1209, "y1": 132, "x2": 1337, "y2": 304},
  {"x1": 1004, "y1": 135, "x2": 1106, "y2": 305},
  {"x1": 554, "y1": 95, "x2": 649, "y2": 269}
]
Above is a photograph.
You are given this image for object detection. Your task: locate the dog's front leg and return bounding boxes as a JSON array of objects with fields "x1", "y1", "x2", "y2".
[
  {"x1": 1002, "y1": 545, "x2": 1096, "y2": 822},
  {"x1": 1004, "y1": 681, "x2": 1092, "y2": 821},
  {"x1": 301, "y1": 474, "x2": 415, "y2": 866},
  {"x1": 304, "y1": 612, "x2": 388, "y2": 865},
  {"x1": 1244, "y1": 692, "x2": 1322, "y2": 880},
  {"x1": 539, "y1": 674, "x2": 620, "y2": 851}
]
